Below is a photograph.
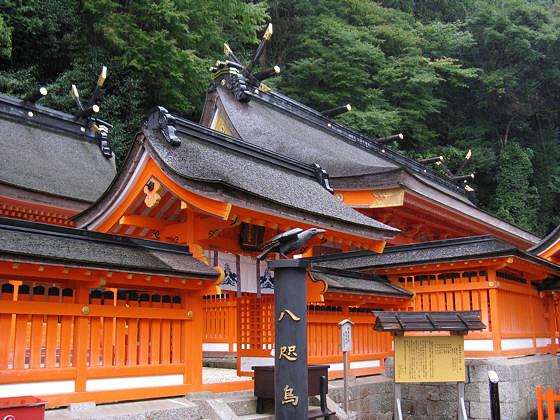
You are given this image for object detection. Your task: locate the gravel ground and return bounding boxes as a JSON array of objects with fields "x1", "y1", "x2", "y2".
[{"x1": 202, "y1": 367, "x2": 252, "y2": 384}]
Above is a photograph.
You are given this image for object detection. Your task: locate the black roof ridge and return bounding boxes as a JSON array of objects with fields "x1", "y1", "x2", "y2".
[
  {"x1": 305, "y1": 235, "x2": 499, "y2": 263},
  {"x1": 245, "y1": 88, "x2": 473, "y2": 199},
  {"x1": 310, "y1": 264, "x2": 389, "y2": 282},
  {"x1": 0, "y1": 216, "x2": 191, "y2": 255},
  {"x1": 377, "y1": 234, "x2": 498, "y2": 254},
  {"x1": 528, "y1": 224, "x2": 560, "y2": 255},
  {"x1": 304, "y1": 249, "x2": 378, "y2": 263},
  {"x1": 0, "y1": 93, "x2": 99, "y2": 142}
]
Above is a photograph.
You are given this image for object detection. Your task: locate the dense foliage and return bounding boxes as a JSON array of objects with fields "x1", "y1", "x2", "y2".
[
  {"x1": 0, "y1": 0, "x2": 268, "y2": 160},
  {"x1": 1, "y1": 0, "x2": 560, "y2": 236}
]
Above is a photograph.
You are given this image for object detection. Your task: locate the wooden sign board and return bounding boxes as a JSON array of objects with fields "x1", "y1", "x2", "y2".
[
  {"x1": 394, "y1": 335, "x2": 465, "y2": 383},
  {"x1": 340, "y1": 321, "x2": 352, "y2": 352}
]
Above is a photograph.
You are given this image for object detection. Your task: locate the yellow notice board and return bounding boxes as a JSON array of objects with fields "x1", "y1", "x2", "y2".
[{"x1": 394, "y1": 335, "x2": 465, "y2": 383}]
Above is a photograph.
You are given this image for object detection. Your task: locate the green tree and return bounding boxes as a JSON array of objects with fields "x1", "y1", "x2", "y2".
[
  {"x1": 0, "y1": 13, "x2": 11, "y2": 58},
  {"x1": 84, "y1": 0, "x2": 268, "y2": 115},
  {"x1": 0, "y1": 0, "x2": 83, "y2": 80},
  {"x1": 492, "y1": 142, "x2": 538, "y2": 232},
  {"x1": 465, "y1": 0, "x2": 560, "y2": 235},
  {"x1": 0, "y1": 0, "x2": 268, "y2": 165},
  {"x1": 379, "y1": 0, "x2": 467, "y2": 23},
  {"x1": 271, "y1": 0, "x2": 478, "y2": 148}
]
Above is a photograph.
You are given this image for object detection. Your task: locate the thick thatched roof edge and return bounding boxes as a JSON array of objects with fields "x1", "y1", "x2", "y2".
[
  {"x1": 143, "y1": 129, "x2": 399, "y2": 238},
  {"x1": 146, "y1": 106, "x2": 334, "y2": 193},
  {"x1": 228, "y1": 88, "x2": 476, "y2": 202},
  {"x1": 309, "y1": 264, "x2": 414, "y2": 299},
  {"x1": 2, "y1": 216, "x2": 190, "y2": 254},
  {"x1": 0, "y1": 93, "x2": 106, "y2": 151},
  {"x1": 0, "y1": 217, "x2": 219, "y2": 280},
  {"x1": 307, "y1": 235, "x2": 560, "y2": 274}
]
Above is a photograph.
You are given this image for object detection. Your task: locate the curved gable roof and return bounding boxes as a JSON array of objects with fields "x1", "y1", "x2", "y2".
[
  {"x1": 529, "y1": 225, "x2": 560, "y2": 261},
  {"x1": 203, "y1": 86, "x2": 472, "y2": 203},
  {"x1": 75, "y1": 109, "x2": 399, "y2": 243},
  {"x1": 0, "y1": 94, "x2": 116, "y2": 204},
  {"x1": 201, "y1": 85, "x2": 541, "y2": 248}
]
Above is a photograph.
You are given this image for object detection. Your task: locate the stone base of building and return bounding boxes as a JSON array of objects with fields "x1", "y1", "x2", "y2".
[{"x1": 326, "y1": 354, "x2": 560, "y2": 419}]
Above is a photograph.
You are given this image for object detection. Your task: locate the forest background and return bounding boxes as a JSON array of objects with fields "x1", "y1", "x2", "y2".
[{"x1": 1, "y1": 0, "x2": 559, "y2": 237}]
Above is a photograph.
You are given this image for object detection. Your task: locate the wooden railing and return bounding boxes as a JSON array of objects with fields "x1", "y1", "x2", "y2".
[
  {"x1": 0, "y1": 283, "x2": 202, "y2": 407},
  {"x1": 308, "y1": 306, "x2": 391, "y2": 377},
  {"x1": 203, "y1": 293, "x2": 237, "y2": 352},
  {"x1": 395, "y1": 270, "x2": 553, "y2": 356},
  {"x1": 231, "y1": 293, "x2": 391, "y2": 378},
  {"x1": 537, "y1": 386, "x2": 560, "y2": 420}
]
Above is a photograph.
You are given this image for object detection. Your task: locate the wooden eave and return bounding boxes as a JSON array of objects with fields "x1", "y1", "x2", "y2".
[
  {"x1": 373, "y1": 310, "x2": 486, "y2": 333},
  {"x1": 0, "y1": 195, "x2": 77, "y2": 227},
  {"x1": 528, "y1": 225, "x2": 560, "y2": 263},
  {"x1": 375, "y1": 254, "x2": 558, "y2": 279},
  {"x1": 0, "y1": 260, "x2": 219, "y2": 293},
  {"x1": 307, "y1": 265, "x2": 414, "y2": 307},
  {"x1": 78, "y1": 152, "x2": 386, "y2": 253},
  {"x1": 332, "y1": 170, "x2": 540, "y2": 249},
  {"x1": 0, "y1": 217, "x2": 221, "y2": 293}
]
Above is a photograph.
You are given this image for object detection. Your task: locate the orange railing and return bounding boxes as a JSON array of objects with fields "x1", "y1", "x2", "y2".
[
  {"x1": 537, "y1": 386, "x2": 560, "y2": 420},
  {"x1": 395, "y1": 270, "x2": 553, "y2": 357},
  {"x1": 0, "y1": 283, "x2": 202, "y2": 407},
  {"x1": 232, "y1": 293, "x2": 390, "y2": 378},
  {"x1": 203, "y1": 293, "x2": 237, "y2": 353},
  {"x1": 308, "y1": 306, "x2": 391, "y2": 378}
]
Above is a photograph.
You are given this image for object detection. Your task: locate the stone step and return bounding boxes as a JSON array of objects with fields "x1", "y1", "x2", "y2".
[
  {"x1": 220, "y1": 392, "x2": 259, "y2": 417},
  {"x1": 45, "y1": 397, "x2": 199, "y2": 419},
  {"x1": 203, "y1": 356, "x2": 237, "y2": 369},
  {"x1": 237, "y1": 413, "x2": 275, "y2": 420}
]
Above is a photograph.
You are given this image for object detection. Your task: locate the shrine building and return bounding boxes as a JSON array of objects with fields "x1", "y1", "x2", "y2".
[{"x1": 1, "y1": 38, "x2": 560, "y2": 410}]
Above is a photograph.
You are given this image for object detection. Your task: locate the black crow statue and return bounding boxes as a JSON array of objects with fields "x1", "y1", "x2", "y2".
[{"x1": 256, "y1": 227, "x2": 326, "y2": 261}]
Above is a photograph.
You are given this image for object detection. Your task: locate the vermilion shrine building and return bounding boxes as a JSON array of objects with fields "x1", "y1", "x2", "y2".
[{"x1": 1, "y1": 51, "x2": 560, "y2": 408}]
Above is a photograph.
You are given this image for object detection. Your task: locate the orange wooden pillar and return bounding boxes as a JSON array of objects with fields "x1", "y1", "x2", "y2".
[
  {"x1": 191, "y1": 293, "x2": 204, "y2": 389},
  {"x1": 115, "y1": 292, "x2": 128, "y2": 366},
  {"x1": 161, "y1": 295, "x2": 172, "y2": 365},
  {"x1": 13, "y1": 285, "x2": 30, "y2": 369},
  {"x1": 127, "y1": 292, "x2": 139, "y2": 366},
  {"x1": 171, "y1": 296, "x2": 182, "y2": 365},
  {"x1": 545, "y1": 295, "x2": 558, "y2": 355},
  {"x1": 183, "y1": 290, "x2": 204, "y2": 389},
  {"x1": 138, "y1": 293, "x2": 150, "y2": 365},
  {"x1": 488, "y1": 270, "x2": 502, "y2": 354},
  {"x1": 73, "y1": 286, "x2": 90, "y2": 392},
  {"x1": 150, "y1": 294, "x2": 162, "y2": 365},
  {"x1": 529, "y1": 292, "x2": 537, "y2": 351},
  {"x1": 60, "y1": 289, "x2": 74, "y2": 369},
  {"x1": 0, "y1": 284, "x2": 14, "y2": 370}
]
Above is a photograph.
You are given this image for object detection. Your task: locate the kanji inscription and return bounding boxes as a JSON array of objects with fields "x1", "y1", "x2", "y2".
[{"x1": 394, "y1": 335, "x2": 465, "y2": 383}]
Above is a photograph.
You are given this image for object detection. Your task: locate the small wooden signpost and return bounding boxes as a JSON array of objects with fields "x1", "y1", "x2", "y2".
[
  {"x1": 338, "y1": 319, "x2": 354, "y2": 414},
  {"x1": 373, "y1": 311, "x2": 486, "y2": 420}
]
